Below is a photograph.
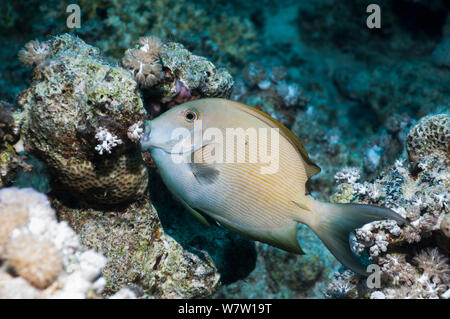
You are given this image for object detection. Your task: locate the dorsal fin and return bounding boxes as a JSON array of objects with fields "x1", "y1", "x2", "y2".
[{"x1": 228, "y1": 99, "x2": 321, "y2": 179}]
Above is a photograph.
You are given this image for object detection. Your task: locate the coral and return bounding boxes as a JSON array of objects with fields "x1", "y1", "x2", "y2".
[
  {"x1": 133, "y1": 39, "x2": 234, "y2": 118},
  {"x1": 413, "y1": 248, "x2": 450, "y2": 285},
  {"x1": 122, "y1": 36, "x2": 163, "y2": 88},
  {"x1": 55, "y1": 192, "x2": 220, "y2": 299},
  {"x1": 379, "y1": 254, "x2": 416, "y2": 286},
  {"x1": 0, "y1": 101, "x2": 22, "y2": 187},
  {"x1": 325, "y1": 270, "x2": 360, "y2": 299},
  {"x1": 86, "y1": 0, "x2": 259, "y2": 70},
  {"x1": 5, "y1": 234, "x2": 62, "y2": 289},
  {"x1": 334, "y1": 167, "x2": 361, "y2": 184},
  {"x1": 406, "y1": 113, "x2": 449, "y2": 164},
  {"x1": 0, "y1": 191, "x2": 28, "y2": 257},
  {"x1": 94, "y1": 127, "x2": 123, "y2": 155},
  {"x1": 17, "y1": 39, "x2": 49, "y2": 67},
  {"x1": 127, "y1": 121, "x2": 144, "y2": 142},
  {"x1": 326, "y1": 113, "x2": 450, "y2": 299},
  {"x1": 0, "y1": 187, "x2": 108, "y2": 298},
  {"x1": 17, "y1": 34, "x2": 148, "y2": 205}
]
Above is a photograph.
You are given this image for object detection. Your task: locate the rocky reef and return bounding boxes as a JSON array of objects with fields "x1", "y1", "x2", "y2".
[
  {"x1": 326, "y1": 113, "x2": 449, "y2": 299},
  {"x1": 16, "y1": 34, "x2": 148, "y2": 206},
  {"x1": 0, "y1": 0, "x2": 449, "y2": 300},
  {"x1": 55, "y1": 193, "x2": 220, "y2": 298},
  {"x1": 0, "y1": 33, "x2": 236, "y2": 298}
]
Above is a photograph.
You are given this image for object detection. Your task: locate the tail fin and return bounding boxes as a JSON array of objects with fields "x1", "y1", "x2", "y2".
[{"x1": 303, "y1": 199, "x2": 408, "y2": 276}]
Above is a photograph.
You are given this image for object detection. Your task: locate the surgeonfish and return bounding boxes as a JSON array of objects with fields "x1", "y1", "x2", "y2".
[{"x1": 140, "y1": 98, "x2": 407, "y2": 275}]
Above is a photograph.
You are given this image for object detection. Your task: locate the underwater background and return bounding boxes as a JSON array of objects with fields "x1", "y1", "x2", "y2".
[{"x1": 0, "y1": 0, "x2": 448, "y2": 298}]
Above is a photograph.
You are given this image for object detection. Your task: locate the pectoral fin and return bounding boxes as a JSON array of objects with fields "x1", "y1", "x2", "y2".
[
  {"x1": 189, "y1": 143, "x2": 220, "y2": 184},
  {"x1": 189, "y1": 162, "x2": 219, "y2": 184}
]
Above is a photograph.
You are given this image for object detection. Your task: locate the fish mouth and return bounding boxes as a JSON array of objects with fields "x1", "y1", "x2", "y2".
[
  {"x1": 140, "y1": 120, "x2": 197, "y2": 155},
  {"x1": 141, "y1": 134, "x2": 195, "y2": 155}
]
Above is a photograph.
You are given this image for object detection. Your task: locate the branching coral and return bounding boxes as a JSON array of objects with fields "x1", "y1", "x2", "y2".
[
  {"x1": 334, "y1": 167, "x2": 361, "y2": 184},
  {"x1": 122, "y1": 36, "x2": 163, "y2": 88},
  {"x1": 127, "y1": 121, "x2": 144, "y2": 142},
  {"x1": 94, "y1": 127, "x2": 123, "y2": 155}
]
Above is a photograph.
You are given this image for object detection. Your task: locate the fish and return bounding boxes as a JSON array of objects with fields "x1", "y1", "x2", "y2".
[{"x1": 140, "y1": 97, "x2": 407, "y2": 275}]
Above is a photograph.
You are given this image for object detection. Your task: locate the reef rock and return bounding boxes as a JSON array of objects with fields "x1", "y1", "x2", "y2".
[
  {"x1": 16, "y1": 34, "x2": 148, "y2": 205},
  {"x1": 123, "y1": 37, "x2": 234, "y2": 118},
  {"x1": 327, "y1": 113, "x2": 450, "y2": 299},
  {"x1": 0, "y1": 101, "x2": 22, "y2": 188},
  {"x1": 55, "y1": 193, "x2": 220, "y2": 299}
]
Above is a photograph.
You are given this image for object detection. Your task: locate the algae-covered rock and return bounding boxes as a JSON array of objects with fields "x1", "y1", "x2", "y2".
[
  {"x1": 17, "y1": 34, "x2": 148, "y2": 205},
  {"x1": 55, "y1": 194, "x2": 220, "y2": 298},
  {"x1": 123, "y1": 38, "x2": 234, "y2": 118}
]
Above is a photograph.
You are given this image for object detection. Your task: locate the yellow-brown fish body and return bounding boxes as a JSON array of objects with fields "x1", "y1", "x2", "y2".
[{"x1": 141, "y1": 98, "x2": 407, "y2": 275}]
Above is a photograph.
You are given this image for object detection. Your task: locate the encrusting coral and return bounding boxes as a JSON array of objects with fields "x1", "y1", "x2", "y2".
[
  {"x1": 406, "y1": 113, "x2": 449, "y2": 164},
  {"x1": 16, "y1": 34, "x2": 149, "y2": 205},
  {"x1": 326, "y1": 113, "x2": 450, "y2": 299},
  {"x1": 0, "y1": 187, "x2": 108, "y2": 298}
]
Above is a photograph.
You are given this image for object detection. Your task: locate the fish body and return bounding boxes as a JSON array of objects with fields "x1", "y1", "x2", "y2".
[{"x1": 141, "y1": 98, "x2": 407, "y2": 275}]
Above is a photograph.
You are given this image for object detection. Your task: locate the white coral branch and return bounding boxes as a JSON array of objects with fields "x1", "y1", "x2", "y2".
[{"x1": 95, "y1": 127, "x2": 123, "y2": 155}]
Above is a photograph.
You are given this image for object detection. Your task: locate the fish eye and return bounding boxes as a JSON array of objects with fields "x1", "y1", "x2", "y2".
[{"x1": 184, "y1": 110, "x2": 197, "y2": 122}]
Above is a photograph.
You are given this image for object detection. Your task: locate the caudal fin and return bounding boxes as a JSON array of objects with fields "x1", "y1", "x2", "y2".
[{"x1": 306, "y1": 200, "x2": 408, "y2": 276}]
